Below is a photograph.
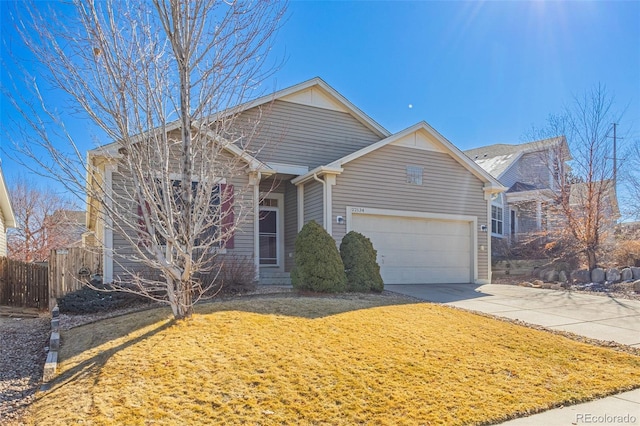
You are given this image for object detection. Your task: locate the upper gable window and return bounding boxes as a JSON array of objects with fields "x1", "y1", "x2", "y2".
[{"x1": 406, "y1": 166, "x2": 423, "y2": 186}]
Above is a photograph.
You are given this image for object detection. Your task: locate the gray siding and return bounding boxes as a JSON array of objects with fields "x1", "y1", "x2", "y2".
[
  {"x1": 283, "y1": 181, "x2": 297, "y2": 272},
  {"x1": 111, "y1": 167, "x2": 255, "y2": 281},
  {"x1": 500, "y1": 162, "x2": 521, "y2": 189},
  {"x1": 501, "y1": 151, "x2": 552, "y2": 190},
  {"x1": 235, "y1": 100, "x2": 383, "y2": 168},
  {"x1": 332, "y1": 145, "x2": 490, "y2": 281},
  {"x1": 303, "y1": 181, "x2": 324, "y2": 227},
  {"x1": 518, "y1": 152, "x2": 552, "y2": 188}
]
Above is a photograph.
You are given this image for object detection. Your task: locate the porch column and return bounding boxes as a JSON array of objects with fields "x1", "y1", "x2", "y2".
[
  {"x1": 536, "y1": 201, "x2": 542, "y2": 231},
  {"x1": 250, "y1": 172, "x2": 261, "y2": 277},
  {"x1": 103, "y1": 162, "x2": 115, "y2": 284}
]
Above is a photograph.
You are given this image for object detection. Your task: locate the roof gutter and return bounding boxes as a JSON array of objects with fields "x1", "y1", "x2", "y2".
[{"x1": 291, "y1": 166, "x2": 343, "y2": 185}]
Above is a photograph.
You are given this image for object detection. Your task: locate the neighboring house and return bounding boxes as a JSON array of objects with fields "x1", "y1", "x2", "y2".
[
  {"x1": 464, "y1": 137, "x2": 570, "y2": 250},
  {"x1": 86, "y1": 78, "x2": 504, "y2": 285},
  {"x1": 0, "y1": 165, "x2": 16, "y2": 257},
  {"x1": 465, "y1": 138, "x2": 620, "y2": 255}
]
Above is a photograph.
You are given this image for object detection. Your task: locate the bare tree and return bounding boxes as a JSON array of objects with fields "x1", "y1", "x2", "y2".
[
  {"x1": 3, "y1": 0, "x2": 286, "y2": 319},
  {"x1": 621, "y1": 140, "x2": 640, "y2": 221},
  {"x1": 530, "y1": 85, "x2": 620, "y2": 270},
  {"x1": 7, "y1": 178, "x2": 80, "y2": 262}
]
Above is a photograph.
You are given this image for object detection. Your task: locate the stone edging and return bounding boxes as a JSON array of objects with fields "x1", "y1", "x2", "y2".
[{"x1": 41, "y1": 305, "x2": 60, "y2": 390}]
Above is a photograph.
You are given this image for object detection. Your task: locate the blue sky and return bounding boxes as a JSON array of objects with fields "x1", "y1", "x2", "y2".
[
  {"x1": 270, "y1": 1, "x2": 639, "y2": 148},
  {"x1": 1, "y1": 0, "x2": 639, "y2": 189}
]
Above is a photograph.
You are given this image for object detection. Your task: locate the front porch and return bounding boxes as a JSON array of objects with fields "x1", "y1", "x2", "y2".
[
  {"x1": 256, "y1": 173, "x2": 300, "y2": 285},
  {"x1": 259, "y1": 270, "x2": 292, "y2": 285}
]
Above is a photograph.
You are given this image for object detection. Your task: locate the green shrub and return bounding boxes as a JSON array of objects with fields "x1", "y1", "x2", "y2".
[
  {"x1": 340, "y1": 231, "x2": 384, "y2": 292},
  {"x1": 291, "y1": 220, "x2": 346, "y2": 292}
]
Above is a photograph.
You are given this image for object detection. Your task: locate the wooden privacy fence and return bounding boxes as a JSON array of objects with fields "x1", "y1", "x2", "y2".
[
  {"x1": 49, "y1": 247, "x2": 102, "y2": 310},
  {"x1": 0, "y1": 257, "x2": 49, "y2": 310}
]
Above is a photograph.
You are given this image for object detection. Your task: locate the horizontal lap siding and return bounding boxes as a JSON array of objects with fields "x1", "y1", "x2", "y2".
[
  {"x1": 303, "y1": 181, "x2": 323, "y2": 227},
  {"x1": 332, "y1": 145, "x2": 490, "y2": 281},
  {"x1": 284, "y1": 182, "x2": 297, "y2": 272},
  {"x1": 111, "y1": 169, "x2": 255, "y2": 281},
  {"x1": 237, "y1": 100, "x2": 382, "y2": 168},
  {"x1": 259, "y1": 176, "x2": 287, "y2": 196},
  {"x1": 500, "y1": 162, "x2": 520, "y2": 188},
  {"x1": 518, "y1": 152, "x2": 551, "y2": 188}
]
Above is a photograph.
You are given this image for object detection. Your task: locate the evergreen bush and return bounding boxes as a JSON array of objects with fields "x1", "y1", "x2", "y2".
[
  {"x1": 340, "y1": 231, "x2": 384, "y2": 292},
  {"x1": 291, "y1": 220, "x2": 346, "y2": 292}
]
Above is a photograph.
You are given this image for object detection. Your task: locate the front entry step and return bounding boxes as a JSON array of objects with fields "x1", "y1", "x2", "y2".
[{"x1": 259, "y1": 271, "x2": 291, "y2": 285}]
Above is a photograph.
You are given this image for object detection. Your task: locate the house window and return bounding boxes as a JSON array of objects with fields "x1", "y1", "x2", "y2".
[
  {"x1": 406, "y1": 166, "x2": 423, "y2": 185},
  {"x1": 137, "y1": 181, "x2": 234, "y2": 249},
  {"x1": 491, "y1": 205, "x2": 503, "y2": 235},
  {"x1": 260, "y1": 198, "x2": 278, "y2": 208}
]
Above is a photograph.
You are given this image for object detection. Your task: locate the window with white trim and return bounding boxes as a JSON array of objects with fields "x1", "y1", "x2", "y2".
[
  {"x1": 491, "y1": 205, "x2": 503, "y2": 235},
  {"x1": 406, "y1": 165, "x2": 423, "y2": 185}
]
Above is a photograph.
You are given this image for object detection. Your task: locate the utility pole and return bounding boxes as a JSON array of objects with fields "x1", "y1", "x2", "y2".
[{"x1": 612, "y1": 122, "x2": 617, "y2": 185}]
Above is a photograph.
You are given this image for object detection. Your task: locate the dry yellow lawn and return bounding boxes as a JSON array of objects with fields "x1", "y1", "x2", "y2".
[{"x1": 21, "y1": 295, "x2": 640, "y2": 425}]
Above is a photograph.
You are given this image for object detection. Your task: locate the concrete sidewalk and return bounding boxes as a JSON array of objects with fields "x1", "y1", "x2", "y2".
[
  {"x1": 386, "y1": 283, "x2": 640, "y2": 347},
  {"x1": 386, "y1": 283, "x2": 640, "y2": 426}
]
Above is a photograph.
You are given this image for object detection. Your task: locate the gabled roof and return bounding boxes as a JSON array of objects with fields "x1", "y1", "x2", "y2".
[
  {"x1": 464, "y1": 136, "x2": 569, "y2": 179},
  {"x1": 223, "y1": 77, "x2": 390, "y2": 139},
  {"x1": 0, "y1": 165, "x2": 16, "y2": 229},
  {"x1": 292, "y1": 121, "x2": 506, "y2": 193},
  {"x1": 87, "y1": 126, "x2": 271, "y2": 173},
  {"x1": 89, "y1": 77, "x2": 389, "y2": 167}
]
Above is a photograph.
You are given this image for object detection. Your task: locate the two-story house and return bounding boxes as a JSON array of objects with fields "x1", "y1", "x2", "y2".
[{"x1": 464, "y1": 137, "x2": 570, "y2": 251}]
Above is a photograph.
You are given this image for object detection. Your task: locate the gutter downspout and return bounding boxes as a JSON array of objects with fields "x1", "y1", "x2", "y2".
[{"x1": 312, "y1": 173, "x2": 327, "y2": 231}]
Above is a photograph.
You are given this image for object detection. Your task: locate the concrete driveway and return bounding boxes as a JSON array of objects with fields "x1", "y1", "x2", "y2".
[
  {"x1": 385, "y1": 283, "x2": 640, "y2": 426},
  {"x1": 386, "y1": 283, "x2": 640, "y2": 347}
]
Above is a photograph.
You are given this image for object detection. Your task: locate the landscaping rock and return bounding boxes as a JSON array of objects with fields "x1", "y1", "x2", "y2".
[
  {"x1": 605, "y1": 268, "x2": 621, "y2": 283},
  {"x1": 591, "y1": 268, "x2": 605, "y2": 284},
  {"x1": 635, "y1": 280, "x2": 640, "y2": 293},
  {"x1": 620, "y1": 268, "x2": 633, "y2": 282},
  {"x1": 558, "y1": 270, "x2": 568, "y2": 283},
  {"x1": 532, "y1": 280, "x2": 544, "y2": 288},
  {"x1": 543, "y1": 269, "x2": 559, "y2": 282},
  {"x1": 0, "y1": 317, "x2": 49, "y2": 422},
  {"x1": 531, "y1": 267, "x2": 541, "y2": 279},
  {"x1": 631, "y1": 267, "x2": 640, "y2": 280},
  {"x1": 571, "y1": 269, "x2": 591, "y2": 284},
  {"x1": 518, "y1": 281, "x2": 533, "y2": 287}
]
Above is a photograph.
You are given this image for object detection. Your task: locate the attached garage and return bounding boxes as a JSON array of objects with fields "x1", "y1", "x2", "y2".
[{"x1": 349, "y1": 208, "x2": 476, "y2": 284}]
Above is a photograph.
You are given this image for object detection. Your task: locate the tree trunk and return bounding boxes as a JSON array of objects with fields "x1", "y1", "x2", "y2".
[
  {"x1": 173, "y1": 280, "x2": 194, "y2": 320},
  {"x1": 586, "y1": 249, "x2": 598, "y2": 271}
]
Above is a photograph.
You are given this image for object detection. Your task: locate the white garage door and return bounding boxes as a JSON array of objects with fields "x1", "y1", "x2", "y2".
[{"x1": 351, "y1": 213, "x2": 472, "y2": 284}]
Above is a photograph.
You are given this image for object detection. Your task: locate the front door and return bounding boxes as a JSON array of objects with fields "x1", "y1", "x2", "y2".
[{"x1": 259, "y1": 206, "x2": 279, "y2": 266}]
